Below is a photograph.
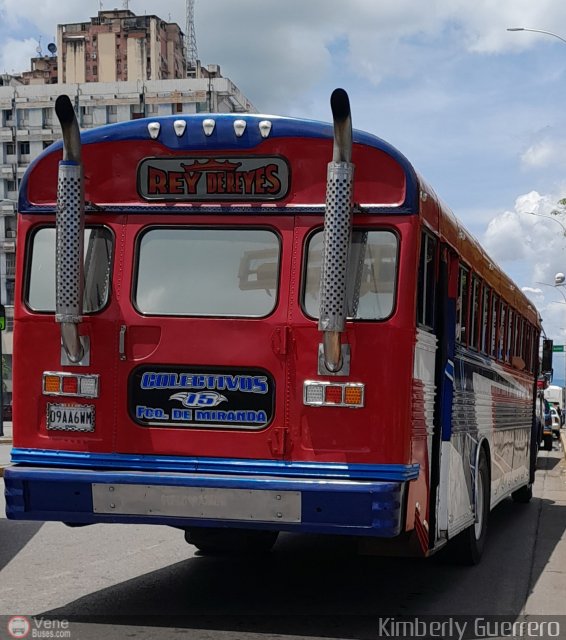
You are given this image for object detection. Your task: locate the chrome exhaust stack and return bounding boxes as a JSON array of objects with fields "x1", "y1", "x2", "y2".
[
  {"x1": 318, "y1": 88, "x2": 354, "y2": 373},
  {"x1": 54, "y1": 95, "x2": 85, "y2": 364}
]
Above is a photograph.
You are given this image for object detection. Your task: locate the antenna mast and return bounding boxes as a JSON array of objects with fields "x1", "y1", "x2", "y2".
[{"x1": 186, "y1": 0, "x2": 198, "y2": 74}]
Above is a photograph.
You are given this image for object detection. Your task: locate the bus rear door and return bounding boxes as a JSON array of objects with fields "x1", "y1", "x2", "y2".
[{"x1": 113, "y1": 215, "x2": 294, "y2": 462}]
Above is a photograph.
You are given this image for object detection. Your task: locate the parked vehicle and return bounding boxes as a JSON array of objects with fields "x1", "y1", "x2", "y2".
[
  {"x1": 544, "y1": 385, "x2": 565, "y2": 420},
  {"x1": 2, "y1": 404, "x2": 12, "y2": 422},
  {"x1": 536, "y1": 395, "x2": 553, "y2": 451},
  {"x1": 550, "y1": 407, "x2": 561, "y2": 438}
]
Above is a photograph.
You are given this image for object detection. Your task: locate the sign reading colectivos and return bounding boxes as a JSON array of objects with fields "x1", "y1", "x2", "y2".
[{"x1": 128, "y1": 365, "x2": 275, "y2": 430}]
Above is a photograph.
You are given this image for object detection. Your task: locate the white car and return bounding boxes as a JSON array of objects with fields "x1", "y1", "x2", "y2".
[{"x1": 550, "y1": 407, "x2": 561, "y2": 437}]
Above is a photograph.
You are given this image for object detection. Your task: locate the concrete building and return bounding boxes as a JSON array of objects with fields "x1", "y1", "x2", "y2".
[
  {"x1": 57, "y1": 9, "x2": 186, "y2": 84},
  {"x1": 0, "y1": 25, "x2": 256, "y2": 408}
]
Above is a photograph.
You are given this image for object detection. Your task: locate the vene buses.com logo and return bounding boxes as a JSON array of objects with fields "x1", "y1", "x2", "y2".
[
  {"x1": 7, "y1": 616, "x2": 30, "y2": 639},
  {"x1": 6, "y1": 616, "x2": 71, "y2": 639}
]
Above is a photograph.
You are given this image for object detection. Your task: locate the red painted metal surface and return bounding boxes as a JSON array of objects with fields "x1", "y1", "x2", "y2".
[
  {"x1": 26, "y1": 139, "x2": 407, "y2": 208},
  {"x1": 13, "y1": 212, "x2": 422, "y2": 471}
]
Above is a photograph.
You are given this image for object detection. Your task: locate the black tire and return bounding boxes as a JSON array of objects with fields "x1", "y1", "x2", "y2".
[
  {"x1": 511, "y1": 483, "x2": 533, "y2": 503},
  {"x1": 512, "y1": 419, "x2": 537, "y2": 504},
  {"x1": 445, "y1": 450, "x2": 490, "y2": 566},
  {"x1": 544, "y1": 434, "x2": 553, "y2": 451},
  {"x1": 184, "y1": 527, "x2": 278, "y2": 555}
]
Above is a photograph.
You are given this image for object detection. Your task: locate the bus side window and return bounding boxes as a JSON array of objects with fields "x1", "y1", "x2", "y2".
[
  {"x1": 506, "y1": 309, "x2": 515, "y2": 363},
  {"x1": 498, "y1": 303, "x2": 507, "y2": 360},
  {"x1": 490, "y1": 295, "x2": 499, "y2": 358},
  {"x1": 470, "y1": 275, "x2": 481, "y2": 350},
  {"x1": 456, "y1": 265, "x2": 469, "y2": 344},
  {"x1": 481, "y1": 285, "x2": 491, "y2": 354},
  {"x1": 417, "y1": 232, "x2": 437, "y2": 329}
]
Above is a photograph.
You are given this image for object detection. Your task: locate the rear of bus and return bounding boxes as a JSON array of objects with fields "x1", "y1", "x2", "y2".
[{"x1": 5, "y1": 94, "x2": 431, "y2": 554}]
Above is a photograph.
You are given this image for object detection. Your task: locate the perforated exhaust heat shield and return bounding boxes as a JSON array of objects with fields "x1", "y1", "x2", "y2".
[
  {"x1": 318, "y1": 89, "x2": 354, "y2": 373},
  {"x1": 55, "y1": 95, "x2": 85, "y2": 364}
]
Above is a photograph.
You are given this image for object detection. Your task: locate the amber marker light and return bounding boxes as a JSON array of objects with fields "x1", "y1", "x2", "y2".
[
  {"x1": 43, "y1": 374, "x2": 61, "y2": 394},
  {"x1": 344, "y1": 385, "x2": 364, "y2": 406}
]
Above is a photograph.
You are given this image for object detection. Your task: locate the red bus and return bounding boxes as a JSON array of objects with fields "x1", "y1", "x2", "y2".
[{"x1": 4, "y1": 89, "x2": 542, "y2": 564}]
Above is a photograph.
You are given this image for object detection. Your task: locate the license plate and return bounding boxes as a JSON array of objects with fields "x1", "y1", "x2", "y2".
[{"x1": 47, "y1": 403, "x2": 95, "y2": 432}]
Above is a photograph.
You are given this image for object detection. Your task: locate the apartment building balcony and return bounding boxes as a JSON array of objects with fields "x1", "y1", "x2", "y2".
[
  {"x1": 23, "y1": 128, "x2": 54, "y2": 142},
  {"x1": 0, "y1": 166, "x2": 14, "y2": 179},
  {"x1": 3, "y1": 194, "x2": 18, "y2": 207},
  {"x1": 5, "y1": 257, "x2": 15, "y2": 279},
  {"x1": 4, "y1": 305, "x2": 14, "y2": 332},
  {"x1": 0, "y1": 239, "x2": 15, "y2": 252},
  {"x1": 0, "y1": 129, "x2": 13, "y2": 143}
]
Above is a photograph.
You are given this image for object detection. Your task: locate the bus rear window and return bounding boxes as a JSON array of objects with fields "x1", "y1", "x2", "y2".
[
  {"x1": 303, "y1": 230, "x2": 398, "y2": 320},
  {"x1": 27, "y1": 226, "x2": 113, "y2": 313},
  {"x1": 134, "y1": 228, "x2": 280, "y2": 317}
]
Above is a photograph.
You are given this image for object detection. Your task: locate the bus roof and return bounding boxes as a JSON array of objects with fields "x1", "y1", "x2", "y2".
[{"x1": 20, "y1": 112, "x2": 419, "y2": 212}]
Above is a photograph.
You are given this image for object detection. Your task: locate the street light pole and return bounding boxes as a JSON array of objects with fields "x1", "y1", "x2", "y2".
[
  {"x1": 520, "y1": 211, "x2": 566, "y2": 235},
  {"x1": 554, "y1": 273, "x2": 566, "y2": 388},
  {"x1": 507, "y1": 27, "x2": 566, "y2": 46}
]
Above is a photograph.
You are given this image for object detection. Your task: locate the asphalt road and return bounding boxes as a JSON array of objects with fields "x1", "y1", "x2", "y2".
[{"x1": 0, "y1": 444, "x2": 565, "y2": 640}]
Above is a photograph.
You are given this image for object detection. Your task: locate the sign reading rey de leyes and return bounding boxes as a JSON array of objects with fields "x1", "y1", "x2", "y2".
[{"x1": 138, "y1": 156, "x2": 290, "y2": 201}]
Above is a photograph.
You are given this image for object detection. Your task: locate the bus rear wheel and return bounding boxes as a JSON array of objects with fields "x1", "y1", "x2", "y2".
[
  {"x1": 184, "y1": 527, "x2": 279, "y2": 555},
  {"x1": 511, "y1": 483, "x2": 533, "y2": 503},
  {"x1": 543, "y1": 434, "x2": 553, "y2": 451},
  {"x1": 446, "y1": 450, "x2": 490, "y2": 565}
]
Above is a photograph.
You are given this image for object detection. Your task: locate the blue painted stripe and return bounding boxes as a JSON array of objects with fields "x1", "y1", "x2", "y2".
[{"x1": 10, "y1": 448, "x2": 419, "y2": 482}]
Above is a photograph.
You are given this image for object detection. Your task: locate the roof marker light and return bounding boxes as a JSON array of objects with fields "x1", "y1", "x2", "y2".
[
  {"x1": 173, "y1": 120, "x2": 186, "y2": 137},
  {"x1": 234, "y1": 119, "x2": 246, "y2": 137},
  {"x1": 203, "y1": 118, "x2": 216, "y2": 136},
  {"x1": 259, "y1": 120, "x2": 272, "y2": 138},
  {"x1": 147, "y1": 122, "x2": 161, "y2": 139}
]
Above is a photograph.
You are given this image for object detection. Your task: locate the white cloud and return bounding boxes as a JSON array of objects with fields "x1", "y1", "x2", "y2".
[
  {"x1": 482, "y1": 190, "x2": 566, "y2": 341},
  {"x1": 521, "y1": 286, "x2": 543, "y2": 295},
  {"x1": 520, "y1": 138, "x2": 566, "y2": 170},
  {"x1": 483, "y1": 210, "x2": 529, "y2": 262},
  {"x1": 0, "y1": 37, "x2": 38, "y2": 75},
  {"x1": 2, "y1": 0, "x2": 566, "y2": 106}
]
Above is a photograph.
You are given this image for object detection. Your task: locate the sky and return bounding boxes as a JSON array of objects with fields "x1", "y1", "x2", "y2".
[{"x1": 3, "y1": 0, "x2": 566, "y2": 380}]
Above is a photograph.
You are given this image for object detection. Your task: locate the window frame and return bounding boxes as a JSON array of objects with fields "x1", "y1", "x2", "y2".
[
  {"x1": 24, "y1": 224, "x2": 114, "y2": 315},
  {"x1": 481, "y1": 285, "x2": 491, "y2": 355},
  {"x1": 132, "y1": 225, "x2": 282, "y2": 319},
  {"x1": 300, "y1": 226, "x2": 400, "y2": 323},
  {"x1": 457, "y1": 264, "x2": 470, "y2": 345},
  {"x1": 417, "y1": 231, "x2": 438, "y2": 330}
]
